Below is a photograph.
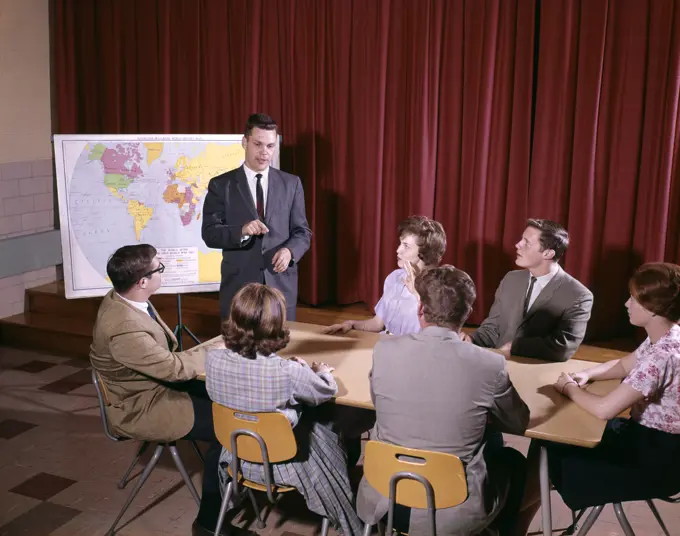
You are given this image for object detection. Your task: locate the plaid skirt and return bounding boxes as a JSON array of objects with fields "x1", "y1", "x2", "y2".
[{"x1": 218, "y1": 408, "x2": 363, "y2": 536}]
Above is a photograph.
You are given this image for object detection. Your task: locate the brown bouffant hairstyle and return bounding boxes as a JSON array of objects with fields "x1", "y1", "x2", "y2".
[
  {"x1": 244, "y1": 113, "x2": 279, "y2": 137},
  {"x1": 106, "y1": 244, "x2": 157, "y2": 293},
  {"x1": 222, "y1": 283, "x2": 291, "y2": 359},
  {"x1": 415, "y1": 265, "x2": 476, "y2": 331},
  {"x1": 629, "y1": 262, "x2": 680, "y2": 322},
  {"x1": 526, "y1": 218, "x2": 570, "y2": 261},
  {"x1": 398, "y1": 216, "x2": 447, "y2": 266}
]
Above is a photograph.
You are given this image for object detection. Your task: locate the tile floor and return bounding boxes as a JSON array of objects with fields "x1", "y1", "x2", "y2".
[{"x1": 0, "y1": 345, "x2": 677, "y2": 535}]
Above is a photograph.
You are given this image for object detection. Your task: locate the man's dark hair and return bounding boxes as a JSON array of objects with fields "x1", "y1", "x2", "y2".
[
  {"x1": 106, "y1": 244, "x2": 157, "y2": 294},
  {"x1": 526, "y1": 218, "x2": 569, "y2": 261},
  {"x1": 244, "y1": 113, "x2": 279, "y2": 137},
  {"x1": 415, "y1": 265, "x2": 477, "y2": 331}
]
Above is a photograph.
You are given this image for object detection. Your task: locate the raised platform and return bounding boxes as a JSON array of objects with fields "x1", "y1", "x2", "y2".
[
  {"x1": 0, "y1": 281, "x2": 639, "y2": 362},
  {"x1": 0, "y1": 282, "x2": 373, "y2": 358}
]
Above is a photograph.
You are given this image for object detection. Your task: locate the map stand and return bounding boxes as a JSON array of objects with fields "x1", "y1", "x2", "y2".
[{"x1": 173, "y1": 294, "x2": 201, "y2": 351}]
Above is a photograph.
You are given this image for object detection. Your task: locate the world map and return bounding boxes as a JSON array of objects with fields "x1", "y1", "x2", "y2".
[{"x1": 64, "y1": 139, "x2": 244, "y2": 293}]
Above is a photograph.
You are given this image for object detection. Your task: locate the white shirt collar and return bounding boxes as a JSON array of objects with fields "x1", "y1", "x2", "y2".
[
  {"x1": 531, "y1": 263, "x2": 560, "y2": 287},
  {"x1": 243, "y1": 163, "x2": 270, "y2": 181},
  {"x1": 117, "y1": 292, "x2": 151, "y2": 315}
]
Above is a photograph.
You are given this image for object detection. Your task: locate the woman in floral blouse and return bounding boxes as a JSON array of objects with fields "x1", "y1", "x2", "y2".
[{"x1": 515, "y1": 262, "x2": 680, "y2": 534}]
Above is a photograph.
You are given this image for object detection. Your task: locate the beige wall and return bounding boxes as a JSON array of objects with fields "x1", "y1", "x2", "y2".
[
  {"x1": 0, "y1": 0, "x2": 56, "y2": 319},
  {"x1": 0, "y1": 0, "x2": 52, "y2": 163}
]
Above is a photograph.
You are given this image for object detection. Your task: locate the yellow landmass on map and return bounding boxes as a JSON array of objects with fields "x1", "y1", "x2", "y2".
[
  {"x1": 127, "y1": 200, "x2": 154, "y2": 240},
  {"x1": 198, "y1": 250, "x2": 222, "y2": 283},
  {"x1": 174, "y1": 142, "x2": 244, "y2": 191},
  {"x1": 107, "y1": 186, "x2": 123, "y2": 199},
  {"x1": 144, "y1": 142, "x2": 164, "y2": 165}
]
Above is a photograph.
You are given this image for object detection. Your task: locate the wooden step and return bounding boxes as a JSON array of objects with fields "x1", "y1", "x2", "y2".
[
  {"x1": 0, "y1": 312, "x2": 94, "y2": 357},
  {"x1": 1, "y1": 282, "x2": 374, "y2": 359}
]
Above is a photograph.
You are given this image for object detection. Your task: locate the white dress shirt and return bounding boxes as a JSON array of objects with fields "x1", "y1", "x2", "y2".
[
  {"x1": 526, "y1": 264, "x2": 561, "y2": 310},
  {"x1": 243, "y1": 163, "x2": 269, "y2": 217},
  {"x1": 117, "y1": 293, "x2": 151, "y2": 317}
]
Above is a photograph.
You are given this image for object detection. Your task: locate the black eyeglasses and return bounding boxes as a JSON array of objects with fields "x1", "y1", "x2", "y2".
[{"x1": 143, "y1": 262, "x2": 165, "y2": 279}]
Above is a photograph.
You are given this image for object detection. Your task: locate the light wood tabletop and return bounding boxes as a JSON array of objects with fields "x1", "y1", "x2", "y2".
[{"x1": 200, "y1": 321, "x2": 628, "y2": 447}]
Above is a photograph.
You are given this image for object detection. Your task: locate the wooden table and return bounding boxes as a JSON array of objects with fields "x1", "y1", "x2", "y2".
[{"x1": 200, "y1": 321, "x2": 627, "y2": 535}]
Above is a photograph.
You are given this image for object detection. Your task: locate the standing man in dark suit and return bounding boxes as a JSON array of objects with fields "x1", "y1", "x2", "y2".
[
  {"x1": 202, "y1": 113, "x2": 311, "y2": 320},
  {"x1": 465, "y1": 219, "x2": 593, "y2": 362}
]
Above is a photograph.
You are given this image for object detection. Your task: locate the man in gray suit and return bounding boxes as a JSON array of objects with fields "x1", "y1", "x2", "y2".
[
  {"x1": 467, "y1": 219, "x2": 593, "y2": 362},
  {"x1": 202, "y1": 113, "x2": 311, "y2": 320},
  {"x1": 357, "y1": 265, "x2": 529, "y2": 536}
]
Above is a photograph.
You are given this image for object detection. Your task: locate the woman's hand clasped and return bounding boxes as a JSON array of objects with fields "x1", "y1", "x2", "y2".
[
  {"x1": 554, "y1": 372, "x2": 579, "y2": 396},
  {"x1": 568, "y1": 371, "x2": 590, "y2": 387}
]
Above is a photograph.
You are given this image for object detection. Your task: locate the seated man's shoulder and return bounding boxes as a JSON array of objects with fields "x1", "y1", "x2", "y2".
[
  {"x1": 456, "y1": 341, "x2": 506, "y2": 369},
  {"x1": 374, "y1": 333, "x2": 418, "y2": 358},
  {"x1": 95, "y1": 300, "x2": 146, "y2": 335},
  {"x1": 501, "y1": 269, "x2": 529, "y2": 284},
  {"x1": 558, "y1": 269, "x2": 593, "y2": 299},
  {"x1": 376, "y1": 332, "x2": 505, "y2": 369}
]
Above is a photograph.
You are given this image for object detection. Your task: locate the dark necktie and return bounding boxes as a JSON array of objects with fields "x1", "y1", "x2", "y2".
[
  {"x1": 147, "y1": 303, "x2": 173, "y2": 349},
  {"x1": 147, "y1": 303, "x2": 159, "y2": 322},
  {"x1": 523, "y1": 276, "x2": 537, "y2": 316},
  {"x1": 256, "y1": 173, "x2": 265, "y2": 220}
]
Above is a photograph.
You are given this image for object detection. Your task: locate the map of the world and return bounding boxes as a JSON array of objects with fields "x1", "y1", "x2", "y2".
[{"x1": 54, "y1": 135, "x2": 272, "y2": 298}]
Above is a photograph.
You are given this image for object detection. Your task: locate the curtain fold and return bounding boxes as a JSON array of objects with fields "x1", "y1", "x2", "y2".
[{"x1": 52, "y1": 0, "x2": 680, "y2": 338}]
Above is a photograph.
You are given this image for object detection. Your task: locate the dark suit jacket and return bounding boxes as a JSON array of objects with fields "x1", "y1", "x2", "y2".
[
  {"x1": 201, "y1": 166, "x2": 311, "y2": 319},
  {"x1": 471, "y1": 266, "x2": 593, "y2": 362}
]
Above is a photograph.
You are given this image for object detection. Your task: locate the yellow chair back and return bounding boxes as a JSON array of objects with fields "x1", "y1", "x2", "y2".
[
  {"x1": 363, "y1": 440, "x2": 468, "y2": 509},
  {"x1": 212, "y1": 403, "x2": 297, "y2": 463}
]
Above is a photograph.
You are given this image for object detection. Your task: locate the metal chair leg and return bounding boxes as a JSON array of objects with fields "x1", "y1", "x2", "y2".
[
  {"x1": 118, "y1": 441, "x2": 149, "y2": 489},
  {"x1": 612, "y1": 503, "x2": 636, "y2": 536},
  {"x1": 214, "y1": 481, "x2": 233, "y2": 536},
  {"x1": 190, "y1": 440, "x2": 204, "y2": 464},
  {"x1": 646, "y1": 500, "x2": 671, "y2": 536},
  {"x1": 362, "y1": 523, "x2": 373, "y2": 536},
  {"x1": 575, "y1": 505, "x2": 604, "y2": 536},
  {"x1": 320, "y1": 517, "x2": 330, "y2": 536},
  {"x1": 107, "y1": 444, "x2": 165, "y2": 536},
  {"x1": 168, "y1": 443, "x2": 200, "y2": 506},
  {"x1": 561, "y1": 509, "x2": 587, "y2": 535},
  {"x1": 246, "y1": 488, "x2": 265, "y2": 529}
]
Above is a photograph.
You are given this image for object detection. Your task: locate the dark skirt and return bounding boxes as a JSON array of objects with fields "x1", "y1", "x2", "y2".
[{"x1": 546, "y1": 418, "x2": 680, "y2": 511}]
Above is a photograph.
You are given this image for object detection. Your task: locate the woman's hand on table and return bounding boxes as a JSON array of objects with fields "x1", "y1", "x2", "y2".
[
  {"x1": 312, "y1": 361, "x2": 335, "y2": 374},
  {"x1": 554, "y1": 372, "x2": 579, "y2": 396},
  {"x1": 569, "y1": 370, "x2": 590, "y2": 387},
  {"x1": 322, "y1": 320, "x2": 354, "y2": 334}
]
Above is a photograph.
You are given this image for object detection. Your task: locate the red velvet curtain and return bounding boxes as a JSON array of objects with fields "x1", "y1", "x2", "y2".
[
  {"x1": 530, "y1": 0, "x2": 680, "y2": 338},
  {"x1": 52, "y1": 0, "x2": 680, "y2": 338}
]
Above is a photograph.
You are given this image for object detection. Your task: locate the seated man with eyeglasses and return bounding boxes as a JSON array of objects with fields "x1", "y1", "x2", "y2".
[{"x1": 90, "y1": 244, "x2": 227, "y2": 536}]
